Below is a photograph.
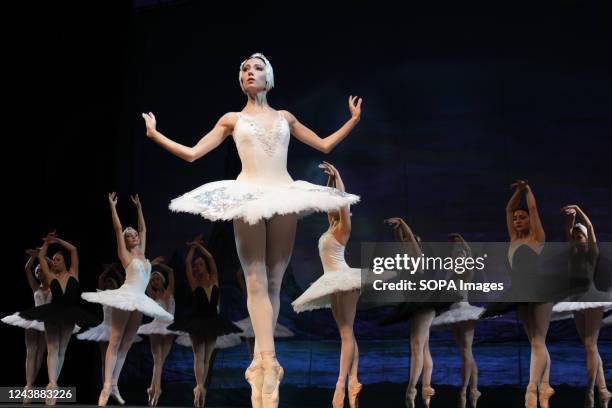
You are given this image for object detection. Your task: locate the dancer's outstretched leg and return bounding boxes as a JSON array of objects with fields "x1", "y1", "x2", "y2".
[
  {"x1": 530, "y1": 303, "x2": 553, "y2": 408},
  {"x1": 148, "y1": 334, "x2": 164, "y2": 406},
  {"x1": 110, "y1": 310, "x2": 141, "y2": 404},
  {"x1": 191, "y1": 335, "x2": 206, "y2": 408},
  {"x1": 25, "y1": 330, "x2": 40, "y2": 387},
  {"x1": 407, "y1": 309, "x2": 434, "y2": 408}
]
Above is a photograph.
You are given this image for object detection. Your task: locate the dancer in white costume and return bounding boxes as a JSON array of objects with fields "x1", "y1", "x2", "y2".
[
  {"x1": 431, "y1": 234, "x2": 482, "y2": 408},
  {"x1": 551, "y1": 205, "x2": 612, "y2": 407},
  {"x1": 137, "y1": 260, "x2": 178, "y2": 407},
  {"x1": 1, "y1": 250, "x2": 51, "y2": 400},
  {"x1": 167, "y1": 235, "x2": 242, "y2": 407},
  {"x1": 142, "y1": 52, "x2": 361, "y2": 407},
  {"x1": 81, "y1": 193, "x2": 173, "y2": 406},
  {"x1": 77, "y1": 264, "x2": 142, "y2": 383},
  {"x1": 291, "y1": 162, "x2": 362, "y2": 408},
  {"x1": 18, "y1": 233, "x2": 99, "y2": 405}
]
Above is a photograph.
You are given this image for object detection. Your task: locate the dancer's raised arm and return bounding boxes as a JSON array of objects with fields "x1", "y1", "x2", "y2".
[
  {"x1": 506, "y1": 182, "x2": 523, "y2": 241},
  {"x1": 522, "y1": 182, "x2": 545, "y2": 243},
  {"x1": 24, "y1": 249, "x2": 40, "y2": 292},
  {"x1": 143, "y1": 112, "x2": 233, "y2": 163},
  {"x1": 284, "y1": 96, "x2": 362, "y2": 154},
  {"x1": 563, "y1": 204, "x2": 597, "y2": 244},
  {"x1": 320, "y1": 161, "x2": 351, "y2": 243},
  {"x1": 52, "y1": 236, "x2": 79, "y2": 278},
  {"x1": 131, "y1": 194, "x2": 147, "y2": 252},
  {"x1": 193, "y1": 243, "x2": 218, "y2": 286},
  {"x1": 109, "y1": 192, "x2": 131, "y2": 267}
]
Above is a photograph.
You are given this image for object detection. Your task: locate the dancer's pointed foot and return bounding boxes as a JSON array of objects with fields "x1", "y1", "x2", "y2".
[
  {"x1": 147, "y1": 386, "x2": 155, "y2": 406},
  {"x1": 538, "y1": 382, "x2": 555, "y2": 408},
  {"x1": 458, "y1": 390, "x2": 467, "y2": 408},
  {"x1": 46, "y1": 383, "x2": 58, "y2": 406},
  {"x1": 245, "y1": 353, "x2": 264, "y2": 408},
  {"x1": 405, "y1": 387, "x2": 417, "y2": 408},
  {"x1": 332, "y1": 380, "x2": 345, "y2": 408},
  {"x1": 525, "y1": 383, "x2": 537, "y2": 408},
  {"x1": 147, "y1": 385, "x2": 161, "y2": 407},
  {"x1": 110, "y1": 383, "x2": 126, "y2": 405},
  {"x1": 470, "y1": 388, "x2": 482, "y2": 408},
  {"x1": 348, "y1": 377, "x2": 362, "y2": 408},
  {"x1": 422, "y1": 385, "x2": 435, "y2": 408},
  {"x1": 97, "y1": 383, "x2": 112, "y2": 407},
  {"x1": 261, "y1": 352, "x2": 283, "y2": 408},
  {"x1": 599, "y1": 387, "x2": 612, "y2": 408},
  {"x1": 193, "y1": 386, "x2": 204, "y2": 408},
  {"x1": 22, "y1": 385, "x2": 32, "y2": 405}
]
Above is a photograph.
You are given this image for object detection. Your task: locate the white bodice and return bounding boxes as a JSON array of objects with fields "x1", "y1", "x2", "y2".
[
  {"x1": 318, "y1": 230, "x2": 350, "y2": 272},
  {"x1": 122, "y1": 258, "x2": 151, "y2": 293},
  {"x1": 233, "y1": 112, "x2": 293, "y2": 186},
  {"x1": 33, "y1": 287, "x2": 52, "y2": 307},
  {"x1": 155, "y1": 295, "x2": 176, "y2": 315}
]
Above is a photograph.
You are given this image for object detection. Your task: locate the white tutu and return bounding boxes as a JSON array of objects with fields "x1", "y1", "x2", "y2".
[
  {"x1": 168, "y1": 111, "x2": 359, "y2": 225},
  {"x1": 82, "y1": 259, "x2": 173, "y2": 321},
  {"x1": 292, "y1": 268, "x2": 362, "y2": 313},
  {"x1": 603, "y1": 314, "x2": 612, "y2": 328},
  {"x1": 169, "y1": 180, "x2": 359, "y2": 226},
  {"x1": 431, "y1": 302, "x2": 484, "y2": 328},
  {"x1": 137, "y1": 295, "x2": 180, "y2": 336},
  {"x1": 1, "y1": 313, "x2": 81, "y2": 333},
  {"x1": 76, "y1": 324, "x2": 143, "y2": 343},
  {"x1": 234, "y1": 317, "x2": 294, "y2": 339},
  {"x1": 175, "y1": 332, "x2": 242, "y2": 350},
  {"x1": 551, "y1": 302, "x2": 612, "y2": 322}
]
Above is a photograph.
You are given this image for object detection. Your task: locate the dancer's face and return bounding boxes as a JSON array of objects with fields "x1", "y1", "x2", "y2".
[
  {"x1": 103, "y1": 277, "x2": 118, "y2": 290},
  {"x1": 512, "y1": 210, "x2": 530, "y2": 234},
  {"x1": 151, "y1": 273, "x2": 164, "y2": 290},
  {"x1": 240, "y1": 58, "x2": 267, "y2": 94},
  {"x1": 571, "y1": 229, "x2": 588, "y2": 245},
  {"x1": 124, "y1": 228, "x2": 140, "y2": 249},
  {"x1": 51, "y1": 252, "x2": 66, "y2": 272}
]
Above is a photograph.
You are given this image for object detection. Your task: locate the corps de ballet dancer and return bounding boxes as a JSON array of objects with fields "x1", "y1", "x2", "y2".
[
  {"x1": 551, "y1": 205, "x2": 612, "y2": 407},
  {"x1": 142, "y1": 52, "x2": 361, "y2": 407},
  {"x1": 167, "y1": 235, "x2": 242, "y2": 407},
  {"x1": 380, "y1": 217, "x2": 441, "y2": 408},
  {"x1": 76, "y1": 263, "x2": 143, "y2": 383},
  {"x1": 480, "y1": 180, "x2": 556, "y2": 408},
  {"x1": 18, "y1": 233, "x2": 99, "y2": 405},
  {"x1": 1, "y1": 249, "x2": 70, "y2": 402},
  {"x1": 430, "y1": 233, "x2": 482, "y2": 408},
  {"x1": 291, "y1": 162, "x2": 363, "y2": 408},
  {"x1": 81, "y1": 193, "x2": 173, "y2": 406},
  {"x1": 137, "y1": 259, "x2": 180, "y2": 407}
]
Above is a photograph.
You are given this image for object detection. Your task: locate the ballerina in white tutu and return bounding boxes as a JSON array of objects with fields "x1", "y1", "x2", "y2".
[
  {"x1": 143, "y1": 52, "x2": 361, "y2": 407},
  {"x1": 291, "y1": 162, "x2": 362, "y2": 408},
  {"x1": 77, "y1": 264, "x2": 142, "y2": 384},
  {"x1": 1, "y1": 249, "x2": 51, "y2": 400},
  {"x1": 81, "y1": 193, "x2": 173, "y2": 406},
  {"x1": 431, "y1": 234, "x2": 482, "y2": 408},
  {"x1": 552, "y1": 205, "x2": 612, "y2": 407},
  {"x1": 137, "y1": 260, "x2": 178, "y2": 407}
]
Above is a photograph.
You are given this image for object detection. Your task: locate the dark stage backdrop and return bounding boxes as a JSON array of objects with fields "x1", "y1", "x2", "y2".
[{"x1": 4, "y1": 1, "x2": 612, "y2": 405}]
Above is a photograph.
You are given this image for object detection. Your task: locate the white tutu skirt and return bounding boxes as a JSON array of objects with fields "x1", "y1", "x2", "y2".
[
  {"x1": 234, "y1": 317, "x2": 294, "y2": 339},
  {"x1": 175, "y1": 332, "x2": 242, "y2": 350},
  {"x1": 2, "y1": 313, "x2": 80, "y2": 333},
  {"x1": 431, "y1": 302, "x2": 484, "y2": 328},
  {"x1": 292, "y1": 268, "x2": 362, "y2": 313},
  {"x1": 137, "y1": 320, "x2": 181, "y2": 336},
  {"x1": 169, "y1": 179, "x2": 360, "y2": 225},
  {"x1": 81, "y1": 290, "x2": 173, "y2": 320},
  {"x1": 551, "y1": 302, "x2": 612, "y2": 322},
  {"x1": 76, "y1": 323, "x2": 143, "y2": 343}
]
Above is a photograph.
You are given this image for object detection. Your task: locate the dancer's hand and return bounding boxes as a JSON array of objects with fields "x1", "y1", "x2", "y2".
[
  {"x1": 384, "y1": 217, "x2": 403, "y2": 229},
  {"x1": 510, "y1": 179, "x2": 529, "y2": 192},
  {"x1": 318, "y1": 162, "x2": 336, "y2": 178},
  {"x1": 42, "y1": 231, "x2": 58, "y2": 244},
  {"x1": 151, "y1": 256, "x2": 165, "y2": 266},
  {"x1": 131, "y1": 194, "x2": 141, "y2": 208},
  {"x1": 561, "y1": 204, "x2": 580, "y2": 214},
  {"x1": 348, "y1": 95, "x2": 362, "y2": 121},
  {"x1": 186, "y1": 234, "x2": 204, "y2": 247},
  {"x1": 26, "y1": 248, "x2": 40, "y2": 258},
  {"x1": 142, "y1": 112, "x2": 157, "y2": 138},
  {"x1": 108, "y1": 192, "x2": 118, "y2": 207},
  {"x1": 448, "y1": 233, "x2": 466, "y2": 242}
]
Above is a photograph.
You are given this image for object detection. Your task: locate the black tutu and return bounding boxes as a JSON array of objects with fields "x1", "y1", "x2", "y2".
[
  {"x1": 19, "y1": 276, "x2": 100, "y2": 327},
  {"x1": 168, "y1": 285, "x2": 242, "y2": 337},
  {"x1": 481, "y1": 244, "x2": 567, "y2": 319}
]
